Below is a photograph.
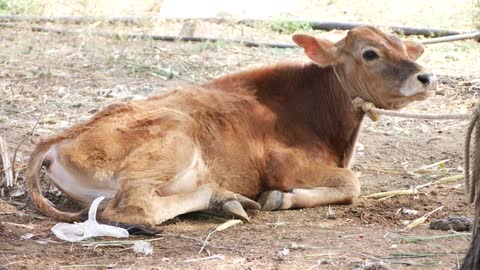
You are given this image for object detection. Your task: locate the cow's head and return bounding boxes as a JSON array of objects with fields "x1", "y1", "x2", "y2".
[{"x1": 293, "y1": 26, "x2": 437, "y2": 109}]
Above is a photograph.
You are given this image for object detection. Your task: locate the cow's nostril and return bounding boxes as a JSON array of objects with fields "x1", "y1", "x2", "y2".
[{"x1": 417, "y1": 73, "x2": 431, "y2": 85}]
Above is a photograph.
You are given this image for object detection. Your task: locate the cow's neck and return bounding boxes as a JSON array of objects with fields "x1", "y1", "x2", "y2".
[{"x1": 250, "y1": 62, "x2": 365, "y2": 167}]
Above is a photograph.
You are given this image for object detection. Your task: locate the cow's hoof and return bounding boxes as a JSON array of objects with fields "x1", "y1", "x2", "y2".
[
  {"x1": 258, "y1": 190, "x2": 283, "y2": 211},
  {"x1": 210, "y1": 188, "x2": 260, "y2": 221},
  {"x1": 223, "y1": 200, "x2": 250, "y2": 221}
]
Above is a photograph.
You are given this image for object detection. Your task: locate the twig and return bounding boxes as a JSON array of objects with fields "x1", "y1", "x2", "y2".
[
  {"x1": 60, "y1": 264, "x2": 117, "y2": 269},
  {"x1": 307, "y1": 261, "x2": 322, "y2": 270},
  {"x1": 304, "y1": 253, "x2": 338, "y2": 257},
  {"x1": 456, "y1": 253, "x2": 460, "y2": 270},
  {"x1": 1, "y1": 221, "x2": 35, "y2": 229},
  {"x1": 265, "y1": 217, "x2": 287, "y2": 228},
  {"x1": 0, "y1": 135, "x2": 13, "y2": 188},
  {"x1": 385, "y1": 253, "x2": 443, "y2": 259},
  {"x1": 415, "y1": 174, "x2": 464, "y2": 189},
  {"x1": 198, "y1": 231, "x2": 214, "y2": 254},
  {"x1": 185, "y1": 254, "x2": 224, "y2": 263},
  {"x1": 350, "y1": 251, "x2": 430, "y2": 266},
  {"x1": 198, "y1": 219, "x2": 243, "y2": 254},
  {"x1": 421, "y1": 32, "x2": 480, "y2": 44},
  {"x1": 364, "y1": 188, "x2": 418, "y2": 199},
  {"x1": 378, "y1": 195, "x2": 396, "y2": 201},
  {"x1": 361, "y1": 167, "x2": 406, "y2": 175},
  {"x1": 0, "y1": 198, "x2": 26, "y2": 206},
  {"x1": 290, "y1": 243, "x2": 325, "y2": 250},
  {"x1": 10, "y1": 113, "x2": 43, "y2": 185},
  {"x1": 81, "y1": 237, "x2": 164, "y2": 247},
  {"x1": 412, "y1": 159, "x2": 450, "y2": 172},
  {"x1": 390, "y1": 232, "x2": 470, "y2": 243},
  {"x1": 366, "y1": 174, "x2": 464, "y2": 200},
  {"x1": 0, "y1": 211, "x2": 46, "y2": 219},
  {"x1": 156, "y1": 233, "x2": 236, "y2": 251},
  {"x1": 405, "y1": 206, "x2": 443, "y2": 230}
]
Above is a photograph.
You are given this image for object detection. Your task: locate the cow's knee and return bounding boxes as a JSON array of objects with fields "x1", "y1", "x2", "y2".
[{"x1": 340, "y1": 171, "x2": 361, "y2": 203}]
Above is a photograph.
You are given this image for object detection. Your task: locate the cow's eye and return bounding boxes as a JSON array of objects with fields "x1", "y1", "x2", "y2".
[{"x1": 362, "y1": 50, "x2": 379, "y2": 61}]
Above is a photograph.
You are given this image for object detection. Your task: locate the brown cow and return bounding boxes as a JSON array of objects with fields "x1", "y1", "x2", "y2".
[{"x1": 27, "y1": 26, "x2": 437, "y2": 226}]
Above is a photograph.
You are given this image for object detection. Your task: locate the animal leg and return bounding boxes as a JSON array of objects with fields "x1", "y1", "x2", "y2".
[
  {"x1": 260, "y1": 149, "x2": 360, "y2": 210},
  {"x1": 101, "y1": 182, "x2": 260, "y2": 226},
  {"x1": 258, "y1": 182, "x2": 360, "y2": 211}
]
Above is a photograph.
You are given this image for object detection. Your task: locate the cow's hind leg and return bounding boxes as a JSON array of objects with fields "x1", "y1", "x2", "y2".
[
  {"x1": 259, "y1": 161, "x2": 360, "y2": 210},
  {"x1": 101, "y1": 182, "x2": 260, "y2": 226}
]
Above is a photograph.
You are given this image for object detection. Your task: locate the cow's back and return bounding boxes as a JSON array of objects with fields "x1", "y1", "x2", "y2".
[{"x1": 106, "y1": 86, "x2": 271, "y2": 196}]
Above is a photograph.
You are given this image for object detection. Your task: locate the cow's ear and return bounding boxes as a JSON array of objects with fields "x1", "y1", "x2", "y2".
[
  {"x1": 293, "y1": 33, "x2": 338, "y2": 66},
  {"x1": 403, "y1": 40, "x2": 424, "y2": 61}
]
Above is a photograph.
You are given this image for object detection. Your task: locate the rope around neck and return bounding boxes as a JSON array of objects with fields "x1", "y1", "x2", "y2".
[
  {"x1": 353, "y1": 97, "x2": 480, "y2": 233},
  {"x1": 352, "y1": 97, "x2": 472, "y2": 121}
]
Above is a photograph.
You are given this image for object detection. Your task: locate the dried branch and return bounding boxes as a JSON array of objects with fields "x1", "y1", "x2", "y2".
[
  {"x1": 0, "y1": 135, "x2": 13, "y2": 188},
  {"x1": 0, "y1": 15, "x2": 469, "y2": 37}
]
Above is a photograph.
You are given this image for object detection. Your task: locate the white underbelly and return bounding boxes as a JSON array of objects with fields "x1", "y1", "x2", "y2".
[{"x1": 43, "y1": 147, "x2": 118, "y2": 206}]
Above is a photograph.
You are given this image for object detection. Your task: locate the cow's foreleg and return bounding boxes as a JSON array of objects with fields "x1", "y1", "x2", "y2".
[
  {"x1": 260, "y1": 149, "x2": 360, "y2": 210},
  {"x1": 258, "y1": 182, "x2": 360, "y2": 211},
  {"x1": 101, "y1": 182, "x2": 260, "y2": 226}
]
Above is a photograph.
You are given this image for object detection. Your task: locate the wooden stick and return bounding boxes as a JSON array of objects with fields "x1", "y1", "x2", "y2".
[
  {"x1": 0, "y1": 135, "x2": 13, "y2": 188},
  {"x1": 0, "y1": 22, "x2": 476, "y2": 53},
  {"x1": 0, "y1": 15, "x2": 467, "y2": 37},
  {"x1": 350, "y1": 251, "x2": 430, "y2": 266},
  {"x1": 365, "y1": 188, "x2": 418, "y2": 199},
  {"x1": 185, "y1": 254, "x2": 224, "y2": 263},
  {"x1": 420, "y1": 32, "x2": 480, "y2": 44},
  {"x1": 198, "y1": 220, "x2": 243, "y2": 254},
  {"x1": 412, "y1": 159, "x2": 450, "y2": 172},
  {"x1": 156, "y1": 233, "x2": 236, "y2": 251},
  {"x1": 415, "y1": 174, "x2": 464, "y2": 189},
  {"x1": 366, "y1": 174, "x2": 464, "y2": 200},
  {"x1": 0, "y1": 23, "x2": 296, "y2": 49},
  {"x1": 0, "y1": 211, "x2": 47, "y2": 219},
  {"x1": 1, "y1": 221, "x2": 35, "y2": 229},
  {"x1": 391, "y1": 232, "x2": 470, "y2": 243},
  {"x1": 405, "y1": 206, "x2": 443, "y2": 230},
  {"x1": 10, "y1": 113, "x2": 43, "y2": 185},
  {"x1": 300, "y1": 21, "x2": 463, "y2": 37}
]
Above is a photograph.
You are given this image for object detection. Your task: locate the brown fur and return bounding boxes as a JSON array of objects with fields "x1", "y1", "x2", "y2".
[{"x1": 26, "y1": 26, "x2": 437, "y2": 225}]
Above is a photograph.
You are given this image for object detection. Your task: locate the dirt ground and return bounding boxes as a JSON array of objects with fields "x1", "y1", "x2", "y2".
[{"x1": 0, "y1": 17, "x2": 480, "y2": 270}]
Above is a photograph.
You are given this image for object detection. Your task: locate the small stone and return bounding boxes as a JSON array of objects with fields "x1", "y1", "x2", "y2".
[{"x1": 429, "y1": 216, "x2": 473, "y2": 231}]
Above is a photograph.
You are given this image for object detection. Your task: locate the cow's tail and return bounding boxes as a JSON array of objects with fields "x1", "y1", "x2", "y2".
[{"x1": 26, "y1": 144, "x2": 83, "y2": 222}]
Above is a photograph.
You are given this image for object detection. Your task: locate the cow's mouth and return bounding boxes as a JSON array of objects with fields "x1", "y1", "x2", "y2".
[
  {"x1": 409, "y1": 79, "x2": 438, "y2": 100},
  {"x1": 410, "y1": 89, "x2": 436, "y2": 101},
  {"x1": 424, "y1": 81, "x2": 438, "y2": 97}
]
